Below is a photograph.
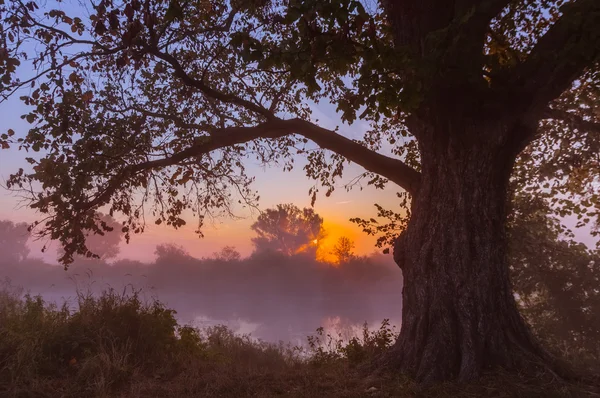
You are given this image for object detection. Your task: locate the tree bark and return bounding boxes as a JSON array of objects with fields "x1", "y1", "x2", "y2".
[{"x1": 385, "y1": 118, "x2": 561, "y2": 383}]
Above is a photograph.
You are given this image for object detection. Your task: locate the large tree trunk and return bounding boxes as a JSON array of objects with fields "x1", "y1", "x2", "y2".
[{"x1": 386, "y1": 119, "x2": 560, "y2": 383}]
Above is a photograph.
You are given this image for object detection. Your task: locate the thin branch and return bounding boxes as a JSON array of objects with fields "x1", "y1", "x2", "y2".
[
  {"x1": 147, "y1": 47, "x2": 275, "y2": 120},
  {"x1": 1, "y1": 46, "x2": 122, "y2": 102},
  {"x1": 100, "y1": 102, "x2": 212, "y2": 131}
]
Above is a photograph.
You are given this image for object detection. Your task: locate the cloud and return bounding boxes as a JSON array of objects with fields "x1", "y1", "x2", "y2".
[{"x1": 335, "y1": 200, "x2": 353, "y2": 205}]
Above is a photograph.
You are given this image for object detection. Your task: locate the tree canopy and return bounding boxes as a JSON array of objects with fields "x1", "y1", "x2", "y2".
[
  {"x1": 0, "y1": 0, "x2": 598, "y2": 262},
  {"x1": 0, "y1": 220, "x2": 29, "y2": 263},
  {"x1": 332, "y1": 236, "x2": 355, "y2": 263},
  {"x1": 56, "y1": 213, "x2": 122, "y2": 264},
  {"x1": 251, "y1": 203, "x2": 325, "y2": 255}
]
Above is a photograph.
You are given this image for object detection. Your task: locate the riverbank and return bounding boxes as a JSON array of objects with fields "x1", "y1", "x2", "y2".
[{"x1": 1, "y1": 287, "x2": 598, "y2": 397}]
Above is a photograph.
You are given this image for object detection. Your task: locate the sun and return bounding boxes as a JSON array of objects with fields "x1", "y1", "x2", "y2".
[{"x1": 312, "y1": 239, "x2": 318, "y2": 244}]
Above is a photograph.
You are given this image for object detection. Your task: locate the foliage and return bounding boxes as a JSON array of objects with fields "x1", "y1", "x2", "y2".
[
  {"x1": 154, "y1": 243, "x2": 191, "y2": 263},
  {"x1": 0, "y1": 220, "x2": 29, "y2": 262},
  {"x1": 0, "y1": 284, "x2": 180, "y2": 394},
  {"x1": 213, "y1": 245, "x2": 242, "y2": 261},
  {"x1": 508, "y1": 193, "x2": 600, "y2": 353},
  {"x1": 307, "y1": 318, "x2": 397, "y2": 366},
  {"x1": 331, "y1": 236, "x2": 355, "y2": 263},
  {"x1": 0, "y1": 284, "x2": 598, "y2": 397},
  {"x1": 251, "y1": 203, "x2": 325, "y2": 255},
  {"x1": 350, "y1": 192, "x2": 411, "y2": 253},
  {"x1": 56, "y1": 213, "x2": 123, "y2": 264}
]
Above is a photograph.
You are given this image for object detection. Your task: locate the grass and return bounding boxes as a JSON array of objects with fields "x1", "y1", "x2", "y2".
[{"x1": 1, "y1": 284, "x2": 599, "y2": 398}]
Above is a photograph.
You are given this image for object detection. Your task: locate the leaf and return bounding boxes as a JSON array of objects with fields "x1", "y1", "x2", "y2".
[
  {"x1": 165, "y1": 0, "x2": 183, "y2": 22},
  {"x1": 94, "y1": 21, "x2": 107, "y2": 35},
  {"x1": 82, "y1": 91, "x2": 94, "y2": 102}
]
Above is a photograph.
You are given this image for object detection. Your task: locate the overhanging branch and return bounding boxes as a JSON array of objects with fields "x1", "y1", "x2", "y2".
[{"x1": 82, "y1": 119, "x2": 421, "y2": 210}]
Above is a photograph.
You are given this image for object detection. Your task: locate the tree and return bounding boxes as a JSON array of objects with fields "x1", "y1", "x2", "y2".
[
  {"x1": 154, "y1": 243, "x2": 191, "y2": 263},
  {"x1": 1, "y1": 0, "x2": 599, "y2": 383},
  {"x1": 0, "y1": 220, "x2": 29, "y2": 263},
  {"x1": 332, "y1": 236, "x2": 355, "y2": 264},
  {"x1": 56, "y1": 213, "x2": 123, "y2": 263},
  {"x1": 214, "y1": 246, "x2": 242, "y2": 262},
  {"x1": 508, "y1": 194, "x2": 600, "y2": 353},
  {"x1": 251, "y1": 203, "x2": 325, "y2": 255}
]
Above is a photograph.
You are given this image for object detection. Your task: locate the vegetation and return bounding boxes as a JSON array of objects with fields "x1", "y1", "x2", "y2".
[
  {"x1": 251, "y1": 203, "x2": 326, "y2": 256},
  {"x1": 1, "y1": 286, "x2": 598, "y2": 398},
  {"x1": 508, "y1": 194, "x2": 600, "y2": 355},
  {"x1": 331, "y1": 236, "x2": 356, "y2": 264},
  {"x1": 1, "y1": 0, "x2": 600, "y2": 382},
  {"x1": 0, "y1": 244, "x2": 403, "y2": 343},
  {"x1": 0, "y1": 220, "x2": 29, "y2": 263}
]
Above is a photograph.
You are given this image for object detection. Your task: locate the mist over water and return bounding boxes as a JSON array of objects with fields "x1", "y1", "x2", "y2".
[{"x1": 1, "y1": 249, "x2": 402, "y2": 344}]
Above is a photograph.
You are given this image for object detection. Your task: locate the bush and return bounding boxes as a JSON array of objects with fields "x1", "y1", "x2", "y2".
[
  {"x1": 306, "y1": 319, "x2": 398, "y2": 366},
  {"x1": 0, "y1": 285, "x2": 184, "y2": 395}
]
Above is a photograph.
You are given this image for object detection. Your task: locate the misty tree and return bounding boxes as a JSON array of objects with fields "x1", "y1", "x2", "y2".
[
  {"x1": 154, "y1": 243, "x2": 191, "y2": 263},
  {"x1": 332, "y1": 236, "x2": 355, "y2": 263},
  {"x1": 0, "y1": 220, "x2": 29, "y2": 263},
  {"x1": 1, "y1": 0, "x2": 599, "y2": 383},
  {"x1": 251, "y1": 203, "x2": 325, "y2": 255},
  {"x1": 56, "y1": 213, "x2": 123, "y2": 264},
  {"x1": 508, "y1": 194, "x2": 600, "y2": 353},
  {"x1": 214, "y1": 245, "x2": 242, "y2": 261}
]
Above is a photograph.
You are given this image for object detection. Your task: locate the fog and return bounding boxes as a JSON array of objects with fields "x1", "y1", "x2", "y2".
[{"x1": 0, "y1": 245, "x2": 402, "y2": 344}]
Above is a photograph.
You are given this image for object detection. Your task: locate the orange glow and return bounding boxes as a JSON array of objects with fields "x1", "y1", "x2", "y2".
[
  {"x1": 314, "y1": 220, "x2": 361, "y2": 266},
  {"x1": 287, "y1": 220, "x2": 359, "y2": 266},
  {"x1": 113, "y1": 210, "x2": 378, "y2": 263}
]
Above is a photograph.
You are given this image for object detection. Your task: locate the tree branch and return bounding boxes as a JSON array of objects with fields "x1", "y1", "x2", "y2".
[
  {"x1": 82, "y1": 119, "x2": 421, "y2": 210},
  {"x1": 148, "y1": 47, "x2": 276, "y2": 120},
  {"x1": 509, "y1": 0, "x2": 600, "y2": 112}
]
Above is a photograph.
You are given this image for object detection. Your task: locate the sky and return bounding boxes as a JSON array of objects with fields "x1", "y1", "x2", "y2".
[{"x1": 0, "y1": 93, "x2": 403, "y2": 264}]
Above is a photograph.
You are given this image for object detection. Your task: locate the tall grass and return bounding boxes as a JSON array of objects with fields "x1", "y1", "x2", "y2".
[{"x1": 1, "y1": 282, "x2": 598, "y2": 397}]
